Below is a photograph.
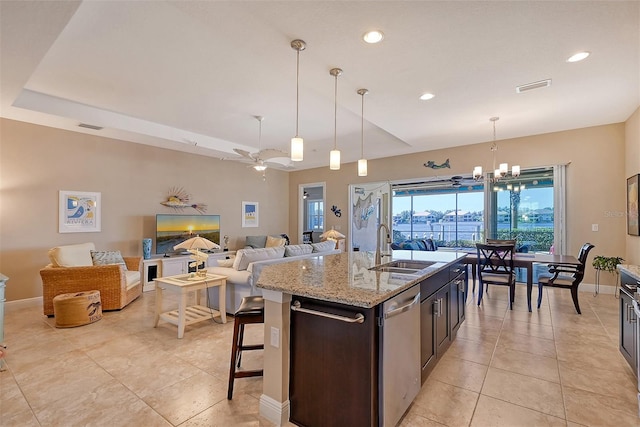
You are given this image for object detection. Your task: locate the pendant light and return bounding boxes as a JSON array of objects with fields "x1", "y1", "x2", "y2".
[
  {"x1": 290, "y1": 39, "x2": 306, "y2": 162},
  {"x1": 329, "y1": 68, "x2": 342, "y2": 170},
  {"x1": 357, "y1": 88, "x2": 369, "y2": 176}
]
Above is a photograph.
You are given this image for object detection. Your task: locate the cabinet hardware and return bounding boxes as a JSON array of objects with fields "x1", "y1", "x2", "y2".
[{"x1": 291, "y1": 300, "x2": 365, "y2": 324}]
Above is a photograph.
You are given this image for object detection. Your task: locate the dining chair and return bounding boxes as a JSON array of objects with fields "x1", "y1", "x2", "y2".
[
  {"x1": 486, "y1": 239, "x2": 517, "y2": 246},
  {"x1": 537, "y1": 242, "x2": 595, "y2": 314},
  {"x1": 476, "y1": 243, "x2": 516, "y2": 309},
  {"x1": 471, "y1": 239, "x2": 517, "y2": 294},
  {"x1": 302, "y1": 231, "x2": 313, "y2": 243}
]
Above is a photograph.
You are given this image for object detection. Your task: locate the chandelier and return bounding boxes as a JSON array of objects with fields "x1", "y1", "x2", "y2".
[{"x1": 473, "y1": 117, "x2": 520, "y2": 181}]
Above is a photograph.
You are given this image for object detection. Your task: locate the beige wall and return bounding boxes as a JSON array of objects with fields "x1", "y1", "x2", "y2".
[
  {"x1": 289, "y1": 123, "x2": 630, "y2": 286},
  {"x1": 2, "y1": 116, "x2": 637, "y2": 302},
  {"x1": 626, "y1": 106, "x2": 640, "y2": 265},
  {"x1": 0, "y1": 118, "x2": 289, "y2": 302}
]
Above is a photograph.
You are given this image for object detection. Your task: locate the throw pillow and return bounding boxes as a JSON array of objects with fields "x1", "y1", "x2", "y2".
[
  {"x1": 284, "y1": 244, "x2": 313, "y2": 257},
  {"x1": 266, "y1": 235, "x2": 286, "y2": 247},
  {"x1": 90, "y1": 250, "x2": 127, "y2": 270},
  {"x1": 245, "y1": 235, "x2": 268, "y2": 249},
  {"x1": 233, "y1": 246, "x2": 286, "y2": 271},
  {"x1": 311, "y1": 241, "x2": 336, "y2": 253},
  {"x1": 217, "y1": 257, "x2": 235, "y2": 267}
]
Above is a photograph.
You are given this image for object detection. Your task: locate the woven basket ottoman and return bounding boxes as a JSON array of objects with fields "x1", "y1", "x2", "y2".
[{"x1": 53, "y1": 290, "x2": 102, "y2": 328}]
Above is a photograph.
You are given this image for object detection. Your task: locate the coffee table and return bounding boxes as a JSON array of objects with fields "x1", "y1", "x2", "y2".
[{"x1": 154, "y1": 273, "x2": 227, "y2": 338}]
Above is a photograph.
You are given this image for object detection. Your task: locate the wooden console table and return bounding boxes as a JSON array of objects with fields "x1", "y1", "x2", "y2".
[{"x1": 154, "y1": 273, "x2": 227, "y2": 338}]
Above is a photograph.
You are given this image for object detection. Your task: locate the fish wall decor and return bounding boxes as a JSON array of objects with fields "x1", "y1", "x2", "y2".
[
  {"x1": 424, "y1": 159, "x2": 450, "y2": 169},
  {"x1": 160, "y1": 187, "x2": 207, "y2": 213}
]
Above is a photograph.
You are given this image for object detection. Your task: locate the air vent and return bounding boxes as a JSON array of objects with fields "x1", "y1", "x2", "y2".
[
  {"x1": 78, "y1": 123, "x2": 103, "y2": 130},
  {"x1": 516, "y1": 79, "x2": 552, "y2": 93}
]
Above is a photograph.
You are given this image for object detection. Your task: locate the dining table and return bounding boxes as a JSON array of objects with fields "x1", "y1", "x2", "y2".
[{"x1": 464, "y1": 252, "x2": 580, "y2": 311}]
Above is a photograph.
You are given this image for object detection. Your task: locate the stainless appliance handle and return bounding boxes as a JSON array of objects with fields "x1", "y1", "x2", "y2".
[
  {"x1": 291, "y1": 300, "x2": 365, "y2": 324},
  {"x1": 384, "y1": 293, "x2": 420, "y2": 319}
]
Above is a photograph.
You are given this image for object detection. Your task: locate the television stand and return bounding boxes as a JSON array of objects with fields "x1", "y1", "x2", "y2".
[{"x1": 141, "y1": 251, "x2": 236, "y2": 292}]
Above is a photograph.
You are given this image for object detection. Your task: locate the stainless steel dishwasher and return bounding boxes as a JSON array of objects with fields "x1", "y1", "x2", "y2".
[{"x1": 381, "y1": 284, "x2": 421, "y2": 426}]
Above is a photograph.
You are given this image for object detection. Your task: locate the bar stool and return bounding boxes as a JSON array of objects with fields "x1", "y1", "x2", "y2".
[{"x1": 227, "y1": 295, "x2": 264, "y2": 400}]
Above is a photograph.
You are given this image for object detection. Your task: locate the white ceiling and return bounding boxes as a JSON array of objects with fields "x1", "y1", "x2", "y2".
[{"x1": 2, "y1": 1, "x2": 639, "y2": 171}]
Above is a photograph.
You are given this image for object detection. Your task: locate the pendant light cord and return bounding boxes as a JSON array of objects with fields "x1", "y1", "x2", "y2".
[
  {"x1": 295, "y1": 50, "x2": 300, "y2": 137},
  {"x1": 360, "y1": 91, "x2": 364, "y2": 158},
  {"x1": 333, "y1": 73, "x2": 338, "y2": 150}
]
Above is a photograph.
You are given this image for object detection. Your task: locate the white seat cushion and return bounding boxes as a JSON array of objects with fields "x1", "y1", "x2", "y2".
[
  {"x1": 48, "y1": 242, "x2": 95, "y2": 267},
  {"x1": 311, "y1": 241, "x2": 337, "y2": 253},
  {"x1": 208, "y1": 267, "x2": 251, "y2": 287},
  {"x1": 232, "y1": 246, "x2": 285, "y2": 271},
  {"x1": 285, "y1": 244, "x2": 313, "y2": 257},
  {"x1": 125, "y1": 271, "x2": 141, "y2": 290}
]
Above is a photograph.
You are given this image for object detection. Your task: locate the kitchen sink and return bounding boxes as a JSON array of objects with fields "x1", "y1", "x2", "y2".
[
  {"x1": 369, "y1": 260, "x2": 436, "y2": 274},
  {"x1": 385, "y1": 260, "x2": 436, "y2": 270},
  {"x1": 372, "y1": 266, "x2": 422, "y2": 274}
]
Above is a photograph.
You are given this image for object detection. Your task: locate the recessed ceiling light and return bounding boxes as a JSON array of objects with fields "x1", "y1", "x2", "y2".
[
  {"x1": 567, "y1": 51, "x2": 590, "y2": 62},
  {"x1": 419, "y1": 93, "x2": 435, "y2": 101},
  {"x1": 363, "y1": 30, "x2": 384, "y2": 44}
]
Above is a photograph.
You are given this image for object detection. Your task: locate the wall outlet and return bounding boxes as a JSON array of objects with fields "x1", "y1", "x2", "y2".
[
  {"x1": 592, "y1": 224, "x2": 599, "y2": 232},
  {"x1": 270, "y1": 326, "x2": 279, "y2": 348}
]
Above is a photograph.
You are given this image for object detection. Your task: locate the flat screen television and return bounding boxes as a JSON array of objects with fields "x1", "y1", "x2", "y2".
[{"x1": 156, "y1": 214, "x2": 221, "y2": 255}]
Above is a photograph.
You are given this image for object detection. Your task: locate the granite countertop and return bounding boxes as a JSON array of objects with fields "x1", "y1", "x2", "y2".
[
  {"x1": 619, "y1": 264, "x2": 640, "y2": 281},
  {"x1": 256, "y1": 250, "x2": 467, "y2": 308}
]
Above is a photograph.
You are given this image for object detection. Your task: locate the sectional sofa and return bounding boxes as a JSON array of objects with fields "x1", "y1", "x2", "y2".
[{"x1": 206, "y1": 241, "x2": 340, "y2": 313}]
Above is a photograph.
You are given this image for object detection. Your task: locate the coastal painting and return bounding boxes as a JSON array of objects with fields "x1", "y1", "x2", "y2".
[
  {"x1": 59, "y1": 190, "x2": 101, "y2": 233},
  {"x1": 242, "y1": 201, "x2": 259, "y2": 228}
]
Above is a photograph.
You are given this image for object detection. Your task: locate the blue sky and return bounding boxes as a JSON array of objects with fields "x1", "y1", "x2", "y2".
[{"x1": 393, "y1": 188, "x2": 554, "y2": 214}]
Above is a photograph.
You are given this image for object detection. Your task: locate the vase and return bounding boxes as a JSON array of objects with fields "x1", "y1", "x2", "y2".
[{"x1": 142, "y1": 238, "x2": 152, "y2": 260}]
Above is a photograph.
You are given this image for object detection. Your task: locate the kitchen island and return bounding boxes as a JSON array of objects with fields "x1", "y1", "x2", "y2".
[{"x1": 255, "y1": 250, "x2": 468, "y2": 427}]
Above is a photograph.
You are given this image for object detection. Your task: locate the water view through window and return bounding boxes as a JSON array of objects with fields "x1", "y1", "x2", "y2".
[{"x1": 392, "y1": 168, "x2": 555, "y2": 253}]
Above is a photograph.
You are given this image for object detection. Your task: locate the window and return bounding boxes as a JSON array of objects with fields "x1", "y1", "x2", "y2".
[
  {"x1": 307, "y1": 200, "x2": 324, "y2": 231},
  {"x1": 486, "y1": 167, "x2": 556, "y2": 253},
  {"x1": 392, "y1": 181, "x2": 484, "y2": 249}
]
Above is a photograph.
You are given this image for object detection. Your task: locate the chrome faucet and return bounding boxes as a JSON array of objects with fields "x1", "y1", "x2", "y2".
[{"x1": 375, "y1": 223, "x2": 391, "y2": 265}]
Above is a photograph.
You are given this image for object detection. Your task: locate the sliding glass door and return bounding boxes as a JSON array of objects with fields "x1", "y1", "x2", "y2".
[{"x1": 392, "y1": 180, "x2": 484, "y2": 249}]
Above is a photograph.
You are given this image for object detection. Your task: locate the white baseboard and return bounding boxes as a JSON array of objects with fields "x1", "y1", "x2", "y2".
[
  {"x1": 579, "y1": 283, "x2": 617, "y2": 295},
  {"x1": 259, "y1": 394, "x2": 290, "y2": 426},
  {"x1": 5, "y1": 296, "x2": 42, "y2": 312}
]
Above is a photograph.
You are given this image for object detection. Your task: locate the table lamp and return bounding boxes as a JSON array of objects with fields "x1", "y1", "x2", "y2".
[{"x1": 173, "y1": 235, "x2": 220, "y2": 277}]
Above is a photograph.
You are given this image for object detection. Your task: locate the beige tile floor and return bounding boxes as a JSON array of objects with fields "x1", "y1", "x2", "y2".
[{"x1": 1, "y1": 283, "x2": 638, "y2": 426}]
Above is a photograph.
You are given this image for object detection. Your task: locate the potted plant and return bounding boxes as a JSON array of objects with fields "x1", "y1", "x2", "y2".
[
  {"x1": 592, "y1": 255, "x2": 625, "y2": 296},
  {"x1": 592, "y1": 255, "x2": 625, "y2": 274}
]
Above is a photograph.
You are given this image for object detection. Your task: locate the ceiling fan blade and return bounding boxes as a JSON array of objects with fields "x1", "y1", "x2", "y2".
[
  {"x1": 257, "y1": 148, "x2": 288, "y2": 160},
  {"x1": 233, "y1": 148, "x2": 255, "y2": 159}
]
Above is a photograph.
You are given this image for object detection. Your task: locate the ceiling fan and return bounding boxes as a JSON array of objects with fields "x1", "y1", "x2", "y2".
[
  {"x1": 233, "y1": 116, "x2": 293, "y2": 172},
  {"x1": 393, "y1": 175, "x2": 479, "y2": 192}
]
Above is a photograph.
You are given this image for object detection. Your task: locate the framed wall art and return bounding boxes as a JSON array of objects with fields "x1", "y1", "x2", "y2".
[
  {"x1": 242, "y1": 201, "x2": 259, "y2": 228},
  {"x1": 628, "y1": 174, "x2": 639, "y2": 236},
  {"x1": 59, "y1": 190, "x2": 101, "y2": 233}
]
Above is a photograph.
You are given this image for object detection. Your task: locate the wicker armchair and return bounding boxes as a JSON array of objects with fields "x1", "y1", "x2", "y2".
[{"x1": 40, "y1": 243, "x2": 142, "y2": 316}]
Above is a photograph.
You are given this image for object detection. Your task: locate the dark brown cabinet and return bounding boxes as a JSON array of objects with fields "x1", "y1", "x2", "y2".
[
  {"x1": 449, "y1": 262, "x2": 467, "y2": 337},
  {"x1": 420, "y1": 261, "x2": 467, "y2": 383},
  {"x1": 620, "y1": 272, "x2": 638, "y2": 374},
  {"x1": 289, "y1": 297, "x2": 378, "y2": 427}
]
